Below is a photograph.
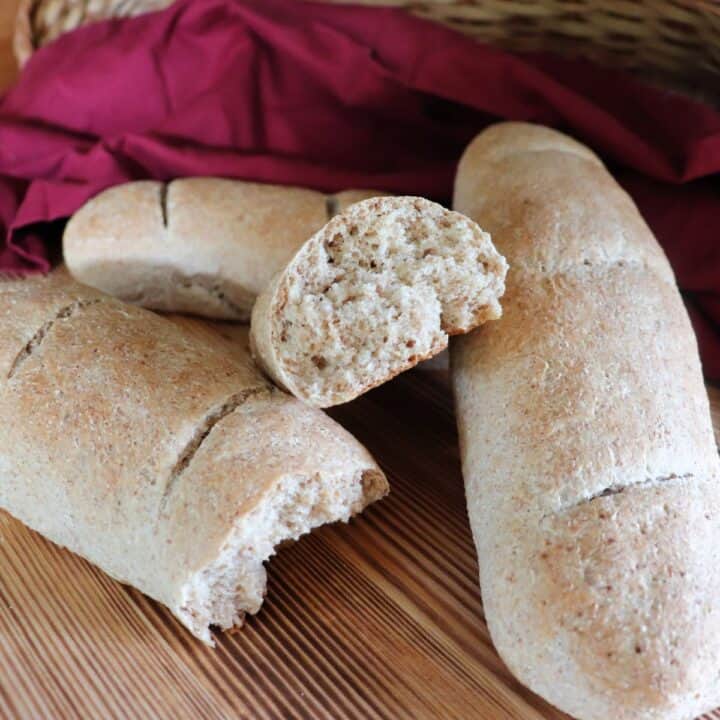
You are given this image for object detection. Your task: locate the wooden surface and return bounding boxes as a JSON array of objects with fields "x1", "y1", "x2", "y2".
[{"x1": 2, "y1": 8, "x2": 720, "y2": 720}]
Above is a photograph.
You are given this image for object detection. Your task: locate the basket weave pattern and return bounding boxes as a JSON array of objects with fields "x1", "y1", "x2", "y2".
[
  {"x1": 362, "y1": 0, "x2": 720, "y2": 80},
  {"x1": 14, "y1": 0, "x2": 174, "y2": 66},
  {"x1": 13, "y1": 0, "x2": 720, "y2": 91}
]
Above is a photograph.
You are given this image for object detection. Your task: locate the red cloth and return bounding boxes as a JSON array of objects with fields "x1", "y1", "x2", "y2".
[{"x1": 1, "y1": 0, "x2": 719, "y2": 377}]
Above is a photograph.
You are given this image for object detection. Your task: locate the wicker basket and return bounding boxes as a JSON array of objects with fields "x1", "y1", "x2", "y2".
[
  {"x1": 358, "y1": 1, "x2": 720, "y2": 85},
  {"x1": 14, "y1": 0, "x2": 175, "y2": 67},
  {"x1": 14, "y1": 0, "x2": 720, "y2": 96}
]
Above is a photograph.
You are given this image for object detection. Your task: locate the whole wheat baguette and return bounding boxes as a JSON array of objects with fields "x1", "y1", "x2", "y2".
[
  {"x1": 250, "y1": 196, "x2": 507, "y2": 407},
  {"x1": 62, "y1": 178, "x2": 385, "y2": 321},
  {"x1": 451, "y1": 122, "x2": 720, "y2": 720},
  {"x1": 0, "y1": 271, "x2": 387, "y2": 645}
]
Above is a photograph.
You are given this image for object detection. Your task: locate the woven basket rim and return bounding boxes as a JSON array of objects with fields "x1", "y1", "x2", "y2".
[
  {"x1": 14, "y1": 0, "x2": 36, "y2": 68},
  {"x1": 12, "y1": 0, "x2": 720, "y2": 93}
]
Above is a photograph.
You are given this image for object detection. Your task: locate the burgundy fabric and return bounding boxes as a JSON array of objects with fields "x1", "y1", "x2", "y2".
[{"x1": 1, "y1": 0, "x2": 719, "y2": 377}]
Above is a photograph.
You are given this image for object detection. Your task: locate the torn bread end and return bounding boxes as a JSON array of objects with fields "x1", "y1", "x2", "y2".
[
  {"x1": 175, "y1": 466, "x2": 386, "y2": 645},
  {"x1": 251, "y1": 196, "x2": 507, "y2": 408}
]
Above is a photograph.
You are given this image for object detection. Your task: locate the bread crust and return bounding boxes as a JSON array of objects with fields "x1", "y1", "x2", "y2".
[
  {"x1": 451, "y1": 122, "x2": 720, "y2": 719},
  {"x1": 0, "y1": 272, "x2": 387, "y2": 643},
  {"x1": 63, "y1": 179, "x2": 383, "y2": 320}
]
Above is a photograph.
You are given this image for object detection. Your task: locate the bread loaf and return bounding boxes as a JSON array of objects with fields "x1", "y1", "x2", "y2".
[
  {"x1": 0, "y1": 271, "x2": 387, "y2": 644},
  {"x1": 63, "y1": 178, "x2": 385, "y2": 321},
  {"x1": 250, "y1": 196, "x2": 507, "y2": 407},
  {"x1": 451, "y1": 123, "x2": 720, "y2": 720}
]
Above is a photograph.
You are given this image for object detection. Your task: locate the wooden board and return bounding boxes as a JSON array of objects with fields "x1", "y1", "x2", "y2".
[{"x1": 2, "y1": 9, "x2": 720, "y2": 718}]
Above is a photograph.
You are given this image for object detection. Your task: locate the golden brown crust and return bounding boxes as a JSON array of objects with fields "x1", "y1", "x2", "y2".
[
  {"x1": 63, "y1": 179, "x2": 327, "y2": 320},
  {"x1": 63, "y1": 179, "x2": 388, "y2": 320},
  {"x1": 167, "y1": 179, "x2": 328, "y2": 299},
  {"x1": 0, "y1": 272, "x2": 387, "y2": 641},
  {"x1": 454, "y1": 125, "x2": 671, "y2": 281},
  {"x1": 452, "y1": 122, "x2": 720, "y2": 720},
  {"x1": 535, "y1": 478, "x2": 717, "y2": 710}
]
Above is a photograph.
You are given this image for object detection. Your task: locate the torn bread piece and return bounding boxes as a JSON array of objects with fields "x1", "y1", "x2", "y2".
[
  {"x1": 0, "y1": 273, "x2": 387, "y2": 645},
  {"x1": 63, "y1": 179, "x2": 387, "y2": 321},
  {"x1": 250, "y1": 196, "x2": 507, "y2": 407}
]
